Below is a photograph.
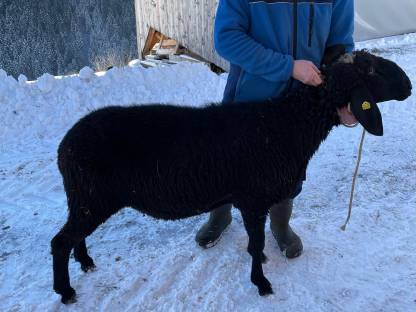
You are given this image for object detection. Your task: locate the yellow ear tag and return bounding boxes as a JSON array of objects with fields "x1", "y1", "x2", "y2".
[{"x1": 362, "y1": 101, "x2": 371, "y2": 110}]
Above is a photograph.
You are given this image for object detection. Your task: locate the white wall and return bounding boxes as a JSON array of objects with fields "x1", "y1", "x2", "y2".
[{"x1": 354, "y1": 0, "x2": 416, "y2": 41}]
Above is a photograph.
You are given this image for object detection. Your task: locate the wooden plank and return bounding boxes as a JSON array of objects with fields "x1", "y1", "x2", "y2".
[
  {"x1": 142, "y1": 27, "x2": 158, "y2": 58},
  {"x1": 160, "y1": 39, "x2": 177, "y2": 48}
]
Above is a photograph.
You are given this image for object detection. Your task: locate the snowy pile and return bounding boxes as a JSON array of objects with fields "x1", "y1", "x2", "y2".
[{"x1": 0, "y1": 34, "x2": 415, "y2": 311}]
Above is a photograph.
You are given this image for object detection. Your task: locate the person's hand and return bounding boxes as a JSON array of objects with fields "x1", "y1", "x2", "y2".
[
  {"x1": 337, "y1": 106, "x2": 358, "y2": 125},
  {"x1": 292, "y1": 60, "x2": 322, "y2": 86}
]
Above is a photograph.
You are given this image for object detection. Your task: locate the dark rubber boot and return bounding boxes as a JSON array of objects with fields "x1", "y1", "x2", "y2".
[
  {"x1": 270, "y1": 199, "x2": 303, "y2": 259},
  {"x1": 195, "y1": 204, "x2": 232, "y2": 248}
]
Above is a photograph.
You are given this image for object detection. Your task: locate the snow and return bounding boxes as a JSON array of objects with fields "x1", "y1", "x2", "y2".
[
  {"x1": 0, "y1": 34, "x2": 415, "y2": 311},
  {"x1": 78, "y1": 67, "x2": 95, "y2": 81}
]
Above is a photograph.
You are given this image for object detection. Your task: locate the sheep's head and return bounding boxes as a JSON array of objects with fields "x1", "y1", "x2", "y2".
[{"x1": 323, "y1": 49, "x2": 412, "y2": 136}]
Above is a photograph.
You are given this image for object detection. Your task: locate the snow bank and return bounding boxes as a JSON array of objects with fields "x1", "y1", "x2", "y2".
[
  {"x1": 0, "y1": 62, "x2": 226, "y2": 151},
  {"x1": 0, "y1": 34, "x2": 415, "y2": 312}
]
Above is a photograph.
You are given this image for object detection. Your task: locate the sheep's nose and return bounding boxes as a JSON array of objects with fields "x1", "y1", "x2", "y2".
[
  {"x1": 406, "y1": 79, "x2": 412, "y2": 96},
  {"x1": 397, "y1": 77, "x2": 412, "y2": 100},
  {"x1": 402, "y1": 74, "x2": 412, "y2": 90}
]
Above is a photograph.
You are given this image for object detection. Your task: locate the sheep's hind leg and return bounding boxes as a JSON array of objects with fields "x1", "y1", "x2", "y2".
[
  {"x1": 51, "y1": 221, "x2": 79, "y2": 304},
  {"x1": 240, "y1": 210, "x2": 273, "y2": 296},
  {"x1": 74, "y1": 239, "x2": 96, "y2": 272},
  {"x1": 51, "y1": 216, "x2": 102, "y2": 304}
]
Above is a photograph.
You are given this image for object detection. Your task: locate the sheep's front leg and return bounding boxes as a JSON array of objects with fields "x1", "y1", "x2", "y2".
[{"x1": 241, "y1": 210, "x2": 273, "y2": 296}]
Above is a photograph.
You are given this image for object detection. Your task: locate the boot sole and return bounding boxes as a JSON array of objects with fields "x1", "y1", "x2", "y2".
[
  {"x1": 200, "y1": 223, "x2": 231, "y2": 249},
  {"x1": 271, "y1": 229, "x2": 303, "y2": 259}
]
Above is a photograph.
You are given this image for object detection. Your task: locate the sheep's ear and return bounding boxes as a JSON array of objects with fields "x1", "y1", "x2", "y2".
[
  {"x1": 350, "y1": 86, "x2": 383, "y2": 136},
  {"x1": 321, "y1": 44, "x2": 346, "y2": 67}
]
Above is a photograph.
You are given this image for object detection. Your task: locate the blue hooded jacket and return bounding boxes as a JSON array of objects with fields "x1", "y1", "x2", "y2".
[{"x1": 214, "y1": 0, "x2": 354, "y2": 103}]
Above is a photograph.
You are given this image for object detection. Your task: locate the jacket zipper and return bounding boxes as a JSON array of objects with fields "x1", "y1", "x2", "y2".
[
  {"x1": 293, "y1": 0, "x2": 298, "y2": 58},
  {"x1": 308, "y1": 2, "x2": 315, "y2": 47},
  {"x1": 287, "y1": 0, "x2": 298, "y2": 91}
]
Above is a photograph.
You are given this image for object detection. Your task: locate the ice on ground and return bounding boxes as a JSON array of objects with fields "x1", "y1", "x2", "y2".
[{"x1": 0, "y1": 34, "x2": 415, "y2": 312}]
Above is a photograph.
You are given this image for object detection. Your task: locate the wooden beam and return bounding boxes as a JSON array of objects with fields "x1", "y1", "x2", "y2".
[{"x1": 142, "y1": 27, "x2": 160, "y2": 58}]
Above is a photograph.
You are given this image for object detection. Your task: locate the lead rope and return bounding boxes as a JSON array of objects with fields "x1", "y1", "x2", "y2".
[{"x1": 340, "y1": 128, "x2": 366, "y2": 231}]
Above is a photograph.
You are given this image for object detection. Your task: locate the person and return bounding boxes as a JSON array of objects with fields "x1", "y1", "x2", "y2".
[{"x1": 195, "y1": 0, "x2": 355, "y2": 257}]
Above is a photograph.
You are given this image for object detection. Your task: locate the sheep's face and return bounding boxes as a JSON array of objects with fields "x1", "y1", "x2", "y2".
[
  {"x1": 351, "y1": 51, "x2": 412, "y2": 103},
  {"x1": 328, "y1": 50, "x2": 412, "y2": 136}
]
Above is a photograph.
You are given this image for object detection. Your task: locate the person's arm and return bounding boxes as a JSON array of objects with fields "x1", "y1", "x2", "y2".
[
  {"x1": 326, "y1": 0, "x2": 355, "y2": 52},
  {"x1": 214, "y1": 0, "x2": 294, "y2": 82}
]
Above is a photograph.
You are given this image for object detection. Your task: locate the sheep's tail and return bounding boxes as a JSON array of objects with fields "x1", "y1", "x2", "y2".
[{"x1": 341, "y1": 128, "x2": 366, "y2": 231}]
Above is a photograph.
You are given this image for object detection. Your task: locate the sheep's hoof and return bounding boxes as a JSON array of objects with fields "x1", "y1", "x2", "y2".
[
  {"x1": 77, "y1": 255, "x2": 96, "y2": 272},
  {"x1": 81, "y1": 263, "x2": 96, "y2": 273},
  {"x1": 59, "y1": 287, "x2": 77, "y2": 304},
  {"x1": 62, "y1": 295, "x2": 77, "y2": 304},
  {"x1": 253, "y1": 276, "x2": 273, "y2": 296},
  {"x1": 258, "y1": 280, "x2": 274, "y2": 296}
]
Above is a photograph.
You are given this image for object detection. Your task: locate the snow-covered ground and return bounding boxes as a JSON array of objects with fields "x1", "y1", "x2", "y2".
[{"x1": 0, "y1": 34, "x2": 415, "y2": 312}]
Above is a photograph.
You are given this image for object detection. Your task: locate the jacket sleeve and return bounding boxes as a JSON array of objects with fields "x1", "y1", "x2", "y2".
[
  {"x1": 326, "y1": 0, "x2": 355, "y2": 52},
  {"x1": 214, "y1": 0, "x2": 294, "y2": 82}
]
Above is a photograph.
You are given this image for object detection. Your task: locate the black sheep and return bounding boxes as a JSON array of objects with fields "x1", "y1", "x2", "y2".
[{"x1": 51, "y1": 51, "x2": 412, "y2": 303}]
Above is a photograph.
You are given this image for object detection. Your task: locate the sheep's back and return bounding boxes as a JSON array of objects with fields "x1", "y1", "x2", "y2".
[{"x1": 56, "y1": 104, "x2": 250, "y2": 217}]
